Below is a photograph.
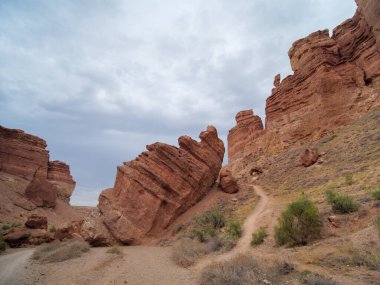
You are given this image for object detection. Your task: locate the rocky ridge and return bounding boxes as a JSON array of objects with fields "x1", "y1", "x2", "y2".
[
  {"x1": 0, "y1": 125, "x2": 76, "y2": 204},
  {"x1": 98, "y1": 126, "x2": 225, "y2": 244},
  {"x1": 228, "y1": 0, "x2": 380, "y2": 162}
]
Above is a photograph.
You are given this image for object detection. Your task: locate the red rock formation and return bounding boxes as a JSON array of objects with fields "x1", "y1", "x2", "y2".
[
  {"x1": 228, "y1": 0, "x2": 380, "y2": 162},
  {"x1": 0, "y1": 125, "x2": 76, "y2": 203},
  {"x1": 227, "y1": 110, "x2": 264, "y2": 162},
  {"x1": 48, "y1": 161, "x2": 76, "y2": 202},
  {"x1": 24, "y1": 177, "x2": 58, "y2": 208},
  {"x1": 301, "y1": 149, "x2": 319, "y2": 167},
  {"x1": 98, "y1": 126, "x2": 224, "y2": 244},
  {"x1": 25, "y1": 214, "x2": 48, "y2": 230},
  {"x1": 219, "y1": 169, "x2": 239, "y2": 194}
]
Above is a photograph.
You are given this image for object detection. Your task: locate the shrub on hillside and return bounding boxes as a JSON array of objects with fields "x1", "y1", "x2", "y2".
[
  {"x1": 275, "y1": 197, "x2": 323, "y2": 246},
  {"x1": 344, "y1": 173, "x2": 353, "y2": 185},
  {"x1": 0, "y1": 236, "x2": 7, "y2": 252},
  {"x1": 325, "y1": 189, "x2": 359, "y2": 213},
  {"x1": 32, "y1": 239, "x2": 90, "y2": 263},
  {"x1": 225, "y1": 220, "x2": 241, "y2": 240},
  {"x1": 251, "y1": 228, "x2": 267, "y2": 246},
  {"x1": 190, "y1": 208, "x2": 225, "y2": 242},
  {"x1": 300, "y1": 272, "x2": 340, "y2": 285},
  {"x1": 371, "y1": 188, "x2": 380, "y2": 200},
  {"x1": 375, "y1": 216, "x2": 380, "y2": 235}
]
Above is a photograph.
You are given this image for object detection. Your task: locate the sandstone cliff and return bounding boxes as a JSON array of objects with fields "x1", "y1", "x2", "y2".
[
  {"x1": 98, "y1": 126, "x2": 225, "y2": 244},
  {"x1": 0, "y1": 125, "x2": 76, "y2": 204},
  {"x1": 228, "y1": 0, "x2": 380, "y2": 162}
]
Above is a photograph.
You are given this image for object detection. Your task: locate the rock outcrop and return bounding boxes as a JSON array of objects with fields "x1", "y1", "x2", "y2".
[
  {"x1": 228, "y1": 110, "x2": 264, "y2": 162},
  {"x1": 228, "y1": 0, "x2": 380, "y2": 162},
  {"x1": 0, "y1": 125, "x2": 76, "y2": 204},
  {"x1": 219, "y1": 169, "x2": 239, "y2": 194},
  {"x1": 25, "y1": 214, "x2": 48, "y2": 230},
  {"x1": 301, "y1": 149, "x2": 319, "y2": 167},
  {"x1": 98, "y1": 126, "x2": 224, "y2": 244}
]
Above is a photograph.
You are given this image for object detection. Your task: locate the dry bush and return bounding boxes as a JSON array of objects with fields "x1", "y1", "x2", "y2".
[
  {"x1": 199, "y1": 255, "x2": 262, "y2": 285},
  {"x1": 107, "y1": 246, "x2": 122, "y2": 255},
  {"x1": 32, "y1": 239, "x2": 90, "y2": 263},
  {"x1": 171, "y1": 237, "x2": 224, "y2": 268},
  {"x1": 301, "y1": 272, "x2": 340, "y2": 285}
]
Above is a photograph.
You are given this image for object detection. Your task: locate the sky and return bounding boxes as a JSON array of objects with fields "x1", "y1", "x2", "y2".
[{"x1": 0, "y1": 0, "x2": 357, "y2": 206}]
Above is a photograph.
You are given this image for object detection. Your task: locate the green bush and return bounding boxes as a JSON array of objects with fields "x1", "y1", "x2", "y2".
[
  {"x1": 275, "y1": 197, "x2": 323, "y2": 246},
  {"x1": 190, "y1": 208, "x2": 225, "y2": 242},
  {"x1": 0, "y1": 236, "x2": 7, "y2": 251},
  {"x1": 107, "y1": 246, "x2": 122, "y2": 255},
  {"x1": 225, "y1": 220, "x2": 241, "y2": 240},
  {"x1": 49, "y1": 226, "x2": 57, "y2": 233},
  {"x1": 375, "y1": 216, "x2": 380, "y2": 235},
  {"x1": 1, "y1": 224, "x2": 11, "y2": 231},
  {"x1": 325, "y1": 189, "x2": 359, "y2": 213},
  {"x1": 371, "y1": 189, "x2": 380, "y2": 200},
  {"x1": 251, "y1": 228, "x2": 267, "y2": 246}
]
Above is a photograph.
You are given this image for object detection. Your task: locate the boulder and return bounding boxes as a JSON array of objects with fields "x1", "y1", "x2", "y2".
[
  {"x1": 24, "y1": 177, "x2": 57, "y2": 208},
  {"x1": 219, "y1": 169, "x2": 239, "y2": 194},
  {"x1": 98, "y1": 126, "x2": 225, "y2": 244},
  {"x1": 4, "y1": 229, "x2": 31, "y2": 247},
  {"x1": 301, "y1": 149, "x2": 319, "y2": 167},
  {"x1": 25, "y1": 214, "x2": 48, "y2": 230}
]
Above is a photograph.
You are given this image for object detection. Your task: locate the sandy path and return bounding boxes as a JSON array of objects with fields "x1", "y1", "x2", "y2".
[
  {"x1": 36, "y1": 246, "x2": 196, "y2": 285},
  {"x1": 194, "y1": 184, "x2": 269, "y2": 270},
  {"x1": 0, "y1": 249, "x2": 34, "y2": 285}
]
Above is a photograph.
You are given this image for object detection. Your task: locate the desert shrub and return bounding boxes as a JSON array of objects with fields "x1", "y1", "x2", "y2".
[
  {"x1": 199, "y1": 255, "x2": 261, "y2": 285},
  {"x1": 301, "y1": 272, "x2": 340, "y2": 285},
  {"x1": 344, "y1": 173, "x2": 353, "y2": 185},
  {"x1": 225, "y1": 220, "x2": 241, "y2": 240},
  {"x1": 172, "y1": 223, "x2": 185, "y2": 234},
  {"x1": 107, "y1": 246, "x2": 122, "y2": 255},
  {"x1": 325, "y1": 189, "x2": 359, "y2": 213},
  {"x1": 375, "y1": 216, "x2": 380, "y2": 235},
  {"x1": 32, "y1": 239, "x2": 90, "y2": 263},
  {"x1": 251, "y1": 228, "x2": 267, "y2": 246},
  {"x1": 371, "y1": 189, "x2": 380, "y2": 200},
  {"x1": 0, "y1": 236, "x2": 7, "y2": 251},
  {"x1": 1, "y1": 224, "x2": 11, "y2": 231},
  {"x1": 49, "y1": 226, "x2": 57, "y2": 233},
  {"x1": 275, "y1": 197, "x2": 323, "y2": 246},
  {"x1": 172, "y1": 238, "x2": 206, "y2": 267},
  {"x1": 190, "y1": 208, "x2": 225, "y2": 242}
]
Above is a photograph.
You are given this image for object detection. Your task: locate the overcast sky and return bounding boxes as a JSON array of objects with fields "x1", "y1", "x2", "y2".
[{"x1": 0, "y1": 0, "x2": 356, "y2": 206}]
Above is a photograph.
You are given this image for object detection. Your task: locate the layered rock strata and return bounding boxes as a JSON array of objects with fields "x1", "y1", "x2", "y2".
[
  {"x1": 228, "y1": 0, "x2": 380, "y2": 162},
  {"x1": 98, "y1": 126, "x2": 225, "y2": 244},
  {"x1": 0, "y1": 125, "x2": 76, "y2": 204}
]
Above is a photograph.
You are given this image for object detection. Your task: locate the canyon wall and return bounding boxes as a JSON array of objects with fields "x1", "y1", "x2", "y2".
[
  {"x1": 0, "y1": 126, "x2": 76, "y2": 204},
  {"x1": 98, "y1": 126, "x2": 224, "y2": 244},
  {"x1": 228, "y1": 0, "x2": 380, "y2": 162}
]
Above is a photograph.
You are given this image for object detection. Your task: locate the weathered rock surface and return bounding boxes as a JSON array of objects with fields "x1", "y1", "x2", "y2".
[
  {"x1": 228, "y1": 110, "x2": 264, "y2": 162},
  {"x1": 228, "y1": 0, "x2": 380, "y2": 162},
  {"x1": 219, "y1": 169, "x2": 239, "y2": 194},
  {"x1": 24, "y1": 177, "x2": 57, "y2": 208},
  {"x1": 0, "y1": 125, "x2": 76, "y2": 204},
  {"x1": 301, "y1": 149, "x2": 319, "y2": 167},
  {"x1": 47, "y1": 161, "x2": 76, "y2": 203},
  {"x1": 98, "y1": 126, "x2": 224, "y2": 244},
  {"x1": 4, "y1": 229, "x2": 31, "y2": 247},
  {"x1": 25, "y1": 214, "x2": 48, "y2": 230}
]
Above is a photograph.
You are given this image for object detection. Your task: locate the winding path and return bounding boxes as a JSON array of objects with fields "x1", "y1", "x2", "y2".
[
  {"x1": 0, "y1": 249, "x2": 34, "y2": 285},
  {"x1": 194, "y1": 184, "x2": 269, "y2": 270}
]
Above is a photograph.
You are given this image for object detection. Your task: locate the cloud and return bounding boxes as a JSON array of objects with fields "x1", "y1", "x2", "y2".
[{"x1": 0, "y1": 0, "x2": 357, "y2": 205}]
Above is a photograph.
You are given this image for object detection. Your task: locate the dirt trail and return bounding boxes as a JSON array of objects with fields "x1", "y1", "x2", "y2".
[
  {"x1": 0, "y1": 249, "x2": 34, "y2": 285},
  {"x1": 194, "y1": 184, "x2": 269, "y2": 270}
]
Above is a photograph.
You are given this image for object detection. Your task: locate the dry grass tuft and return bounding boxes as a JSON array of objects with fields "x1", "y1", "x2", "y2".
[
  {"x1": 300, "y1": 272, "x2": 341, "y2": 285},
  {"x1": 107, "y1": 246, "x2": 122, "y2": 255},
  {"x1": 32, "y1": 239, "x2": 90, "y2": 263}
]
